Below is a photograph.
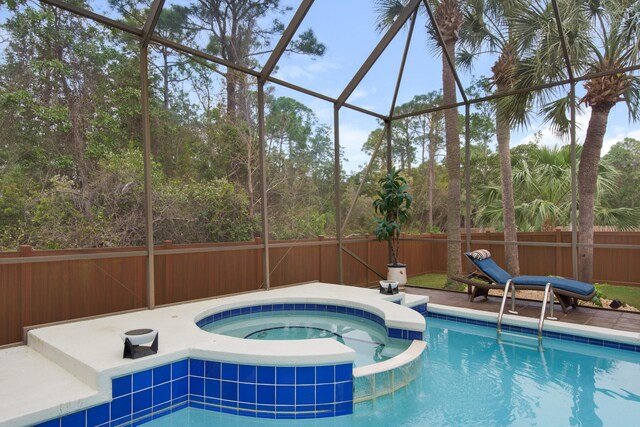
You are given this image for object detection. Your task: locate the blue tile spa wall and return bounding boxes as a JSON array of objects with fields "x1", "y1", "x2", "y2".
[
  {"x1": 196, "y1": 303, "x2": 423, "y2": 342},
  {"x1": 33, "y1": 359, "x2": 353, "y2": 427},
  {"x1": 34, "y1": 360, "x2": 189, "y2": 427},
  {"x1": 189, "y1": 359, "x2": 353, "y2": 419}
]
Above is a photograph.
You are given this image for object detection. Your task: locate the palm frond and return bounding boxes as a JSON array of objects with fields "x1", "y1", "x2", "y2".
[
  {"x1": 504, "y1": 94, "x2": 532, "y2": 130},
  {"x1": 594, "y1": 206, "x2": 640, "y2": 231},
  {"x1": 530, "y1": 199, "x2": 564, "y2": 231},
  {"x1": 373, "y1": 0, "x2": 407, "y2": 32},
  {"x1": 509, "y1": 0, "x2": 548, "y2": 54},
  {"x1": 457, "y1": 49, "x2": 477, "y2": 72},
  {"x1": 474, "y1": 201, "x2": 505, "y2": 228},
  {"x1": 478, "y1": 185, "x2": 503, "y2": 205},
  {"x1": 541, "y1": 96, "x2": 572, "y2": 137},
  {"x1": 595, "y1": 158, "x2": 621, "y2": 198},
  {"x1": 623, "y1": 76, "x2": 640, "y2": 122},
  {"x1": 619, "y1": 1, "x2": 640, "y2": 62}
]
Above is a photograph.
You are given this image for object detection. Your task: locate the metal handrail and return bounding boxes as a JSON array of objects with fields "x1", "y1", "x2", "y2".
[
  {"x1": 498, "y1": 280, "x2": 561, "y2": 341},
  {"x1": 497, "y1": 279, "x2": 518, "y2": 332},
  {"x1": 538, "y1": 284, "x2": 550, "y2": 338},
  {"x1": 538, "y1": 283, "x2": 558, "y2": 339},
  {"x1": 547, "y1": 286, "x2": 557, "y2": 322}
]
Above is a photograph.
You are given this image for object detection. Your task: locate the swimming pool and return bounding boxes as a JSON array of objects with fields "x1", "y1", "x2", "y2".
[
  {"x1": 201, "y1": 310, "x2": 411, "y2": 367},
  {"x1": 146, "y1": 316, "x2": 640, "y2": 426}
]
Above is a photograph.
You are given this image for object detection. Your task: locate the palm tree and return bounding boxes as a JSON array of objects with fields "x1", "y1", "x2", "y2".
[
  {"x1": 375, "y1": 0, "x2": 463, "y2": 285},
  {"x1": 505, "y1": 0, "x2": 640, "y2": 283},
  {"x1": 458, "y1": 0, "x2": 527, "y2": 275},
  {"x1": 475, "y1": 145, "x2": 640, "y2": 232}
]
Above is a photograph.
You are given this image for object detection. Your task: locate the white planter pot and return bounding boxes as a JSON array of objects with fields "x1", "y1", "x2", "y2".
[
  {"x1": 120, "y1": 328, "x2": 157, "y2": 345},
  {"x1": 387, "y1": 264, "x2": 407, "y2": 287}
]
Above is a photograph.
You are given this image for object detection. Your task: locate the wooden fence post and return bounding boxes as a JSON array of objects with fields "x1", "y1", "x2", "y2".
[
  {"x1": 426, "y1": 233, "x2": 433, "y2": 274},
  {"x1": 486, "y1": 230, "x2": 492, "y2": 254},
  {"x1": 365, "y1": 234, "x2": 370, "y2": 286},
  {"x1": 255, "y1": 237, "x2": 263, "y2": 288},
  {"x1": 318, "y1": 235, "x2": 324, "y2": 282},
  {"x1": 555, "y1": 228, "x2": 563, "y2": 277},
  {"x1": 163, "y1": 240, "x2": 173, "y2": 304},
  {"x1": 19, "y1": 245, "x2": 33, "y2": 330}
]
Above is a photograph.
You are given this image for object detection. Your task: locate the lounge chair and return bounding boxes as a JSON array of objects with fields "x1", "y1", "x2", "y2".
[{"x1": 452, "y1": 249, "x2": 596, "y2": 313}]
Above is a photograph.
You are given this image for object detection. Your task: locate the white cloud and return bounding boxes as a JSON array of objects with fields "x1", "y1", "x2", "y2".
[
  {"x1": 306, "y1": 60, "x2": 341, "y2": 74},
  {"x1": 275, "y1": 65, "x2": 312, "y2": 81},
  {"x1": 304, "y1": 98, "x2": 333, "y2": 122},
  {"x1": 274, "y1": 59, "x2": 341, "y2": 83},
  {"x1": 349, "y1": 87, "x2": 378, "y2": 101}
]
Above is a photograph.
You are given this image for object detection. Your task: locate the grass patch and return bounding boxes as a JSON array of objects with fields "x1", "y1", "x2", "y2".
[
  {"x1": 408, "y1": 273, "x2": 466, "y2": 292},
  {"x1": 596, "y1": 283, "x2": 640, "y2": 309}
]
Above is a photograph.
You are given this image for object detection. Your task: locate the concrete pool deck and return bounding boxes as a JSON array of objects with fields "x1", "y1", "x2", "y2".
[{"x1": 0, "y1": 283, "x2": 427, "y2": 427}]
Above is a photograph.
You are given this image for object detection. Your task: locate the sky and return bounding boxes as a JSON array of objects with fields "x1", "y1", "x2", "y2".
[
  {"x1": 264, "y1": 0, "x2": 639, "y2": 172},
  {"x1": 2, "y1": 0, "x2": 638, "y2": 173}
]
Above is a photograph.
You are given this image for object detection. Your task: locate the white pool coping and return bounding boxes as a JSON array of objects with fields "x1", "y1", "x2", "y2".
[
  {"x1": 428, "y1": 303, "x2": 640, "y2": 346},
  {"x1": 352, "y1": 340, "x2": 427, "y2": 378},
  {"x1": 0, "y1": 283, "x2": 428, "y2": 427}
]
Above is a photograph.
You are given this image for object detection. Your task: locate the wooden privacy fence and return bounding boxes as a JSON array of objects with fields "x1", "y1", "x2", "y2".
[{"x1": 1, "y1": 231, "x2": 638, "y2": 346}]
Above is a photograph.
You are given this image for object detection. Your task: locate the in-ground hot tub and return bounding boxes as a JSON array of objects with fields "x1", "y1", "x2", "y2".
[
  {"x1": 198, "y1": 304, "x2": 416, "y2": 367},
  {"x1": 191, "y1": 299, "x2": 427, "y2": 418},
  {"x1": 20, "y1": 284, "x2": 428, "y2": 426}
]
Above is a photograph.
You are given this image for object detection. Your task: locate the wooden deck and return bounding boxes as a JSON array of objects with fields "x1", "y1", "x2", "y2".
[{"x1": 405, "y1": 286, "x2": 640, "y2": 333}]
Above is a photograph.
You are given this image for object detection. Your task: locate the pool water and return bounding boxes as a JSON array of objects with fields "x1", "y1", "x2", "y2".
[
  {"x1": 202, "y1": 311, "x2": 409, "y2": 367},
  {"x1": 156, "y1": 317, "x2": 640, "y2": 426}
]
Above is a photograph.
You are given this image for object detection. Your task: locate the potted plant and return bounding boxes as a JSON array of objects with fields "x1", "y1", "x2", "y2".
[{"x1": 373, "y1": 167, "x2": 412, "y2": 288}]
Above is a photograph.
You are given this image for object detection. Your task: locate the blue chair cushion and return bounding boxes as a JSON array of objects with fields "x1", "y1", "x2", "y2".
[
  {"x1": 512, "y1": 276, "x2": 595, "y2": 296},
  {"x1": 467, "y1": 255, "x2": 512, "y2": 285}
]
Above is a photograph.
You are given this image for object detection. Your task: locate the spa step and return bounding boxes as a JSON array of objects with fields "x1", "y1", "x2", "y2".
[{"x1": 0, "y1": 346, "x2": 101, "y2": 427}]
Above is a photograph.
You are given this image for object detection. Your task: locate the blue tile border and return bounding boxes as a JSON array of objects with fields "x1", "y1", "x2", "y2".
[
  {"x1": 426, "y1": 311, "x2": 640, "y2": 353},
  {"x1": 34, "y1": 358, "x2": 354, "y2": 427},
  {"x1": 410, "y1": 303, "x2": 428, "y2": 316},
  {"x1": 196, "y1": 303, "x2": 423, "y2": 342}
]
